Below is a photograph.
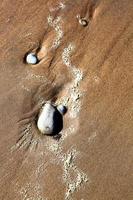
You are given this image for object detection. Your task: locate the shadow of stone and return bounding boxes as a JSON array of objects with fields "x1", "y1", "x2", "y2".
[{"x1": 51, "y1": 108, "x2": 63, "y2": 136}]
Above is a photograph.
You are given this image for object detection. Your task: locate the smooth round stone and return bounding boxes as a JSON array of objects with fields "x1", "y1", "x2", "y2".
[
  {"x1": 57, "y1": 104, "x2": 67, "y2": 115},
  {"x1": 26, "y1": 53, "x2": 38, "y2": 65}
]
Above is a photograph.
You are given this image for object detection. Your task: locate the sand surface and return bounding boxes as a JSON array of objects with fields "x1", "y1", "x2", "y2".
[{"x1": 0, "y1": 0, "x2": 133, "y2": 199}]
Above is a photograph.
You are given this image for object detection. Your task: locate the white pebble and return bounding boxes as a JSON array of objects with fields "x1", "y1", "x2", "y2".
[{"x1": 26, "y1": 53, "x2": 38, "y2": 65}]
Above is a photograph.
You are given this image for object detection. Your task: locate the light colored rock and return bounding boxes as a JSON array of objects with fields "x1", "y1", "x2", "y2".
[
  {"x1": 26, "y1": 53, "x2": 38, "y2": 65},
  {"x1": 37, "y1": 102, "x2": 56, "y2": 135},
  {"x1": 57, "y1": 104, "x2": 67, "y2": 115}
]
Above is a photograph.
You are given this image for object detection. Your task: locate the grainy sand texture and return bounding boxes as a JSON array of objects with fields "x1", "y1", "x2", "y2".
[{"x1": 0, "y1": 0, "x2": 133, "y2": 200}]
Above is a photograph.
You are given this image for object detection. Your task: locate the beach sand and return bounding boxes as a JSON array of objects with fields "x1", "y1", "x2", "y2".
[{"x1": 0, "y1": 0, "x2": 133, "y2": 199}]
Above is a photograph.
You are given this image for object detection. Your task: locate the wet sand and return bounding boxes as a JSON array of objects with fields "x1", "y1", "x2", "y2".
[{"x1": 0, "y1": 0, "x2": 133, "y2": 199}]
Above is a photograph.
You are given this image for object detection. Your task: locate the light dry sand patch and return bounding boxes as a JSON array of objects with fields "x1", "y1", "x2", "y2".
[
  {"x1": 62, "y1": 149, "x2": 89, "y2": 200},
  {"x1": 41, "y1": 109, "x2": 88, "y2": 198},
  {"x1": 42, "y1": 43, "x2": 89, "y2": 199},
  {"x1": 19, "y1": 182, "x2": 47, "y2": 200},
  {"x1": 57, "y1": 43, "x2": 83, "y2": 119},
  {"x1": 44, "y1": 137, "x2": 89, "y2": 200},
  {"x1": 49, "y1": 1, "x2": 66, "y2": 12},
  {"x1": 11, "y1": 32, "x2": 89, "y2": 200},
  {"x1": 47, "y1": 15, "x2": 63, "y2": 49}
]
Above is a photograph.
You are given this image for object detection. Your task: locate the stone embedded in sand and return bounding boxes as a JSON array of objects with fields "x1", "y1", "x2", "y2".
[
  {"x1": 57, "y1": 104, "x2": 67, "y2": 115},
  {"x1": 37, "y1": 102, "x2": 63, "y2": 135},
  {"x1": 77, "y1": 15, "x2": 88, "y2": 27},
  {"x1": 26, "y1": 53, "x2": 38, "y2": 65},
  {"x1": 79, "y1": 18, "x2": 88, "y2": 27}
]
